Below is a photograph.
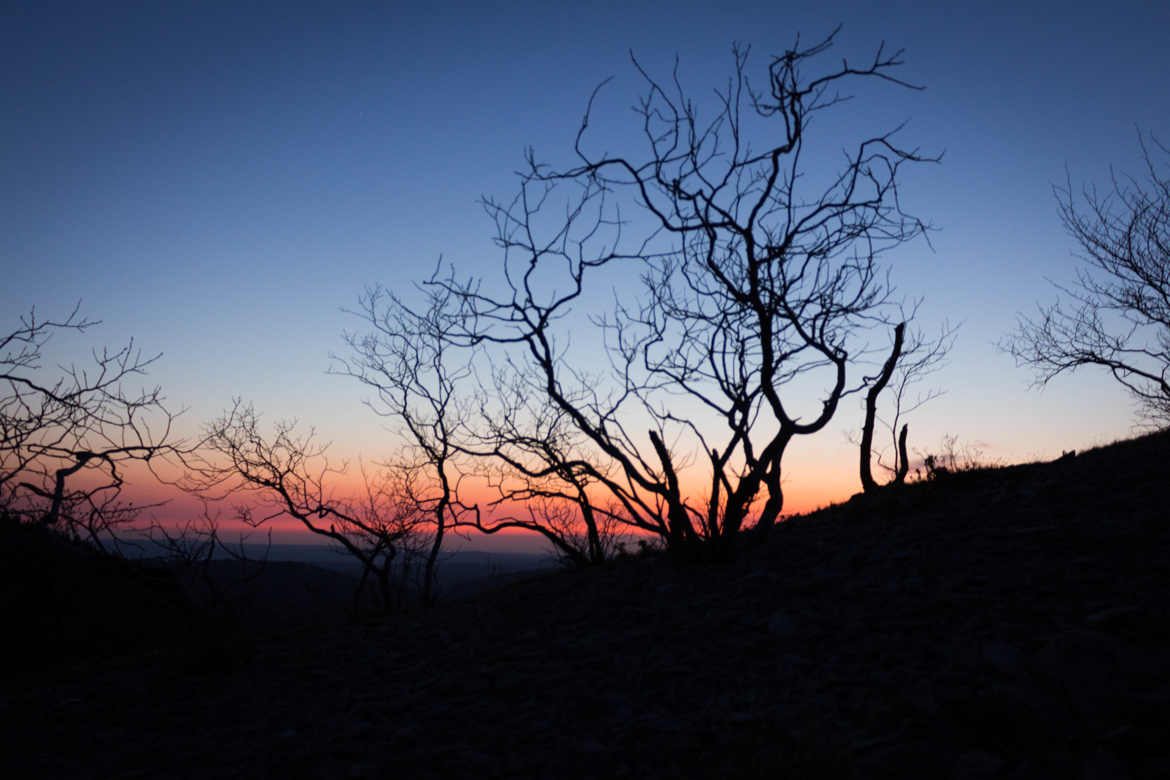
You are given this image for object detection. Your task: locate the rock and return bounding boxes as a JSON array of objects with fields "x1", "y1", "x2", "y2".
[
  {"x1": 981, "y1": 640, "x2": 1023, "y2": 676},
  {"x1": 952, "y1": 749, "x2": 1004, "y2": 779},
  {"x1": 1083, "y1": 748, "x2": 1131, "y2": 780},
  {"x1": 1032, "y1": 630, "x2": 1124, "y2": 704},
  {"x1": 767, "y1": 611, "x2": 798, "y2": 637}
]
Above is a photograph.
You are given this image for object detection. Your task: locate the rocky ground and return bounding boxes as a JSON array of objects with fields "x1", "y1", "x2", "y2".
[{"x1": 4, "y1": 430, "x2": 1168, "y2": 778}]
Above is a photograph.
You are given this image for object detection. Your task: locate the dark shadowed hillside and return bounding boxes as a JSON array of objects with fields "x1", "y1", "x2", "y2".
[
  {"x1": 2, "y1": 519, "x2": 206, "y2": 673},
  {"x1": 5, "y1": 430, "x2": 1168, "y2": 778}
]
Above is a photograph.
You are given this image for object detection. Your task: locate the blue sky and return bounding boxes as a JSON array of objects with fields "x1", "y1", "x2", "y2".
[{"x1": 4, "y1": 0, "x2": 1168, "y2": 526}]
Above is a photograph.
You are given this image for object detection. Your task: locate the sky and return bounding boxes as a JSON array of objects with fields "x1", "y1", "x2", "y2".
[{"x1": 3, "y1": 0, "x2": 1168, "y2": 548}]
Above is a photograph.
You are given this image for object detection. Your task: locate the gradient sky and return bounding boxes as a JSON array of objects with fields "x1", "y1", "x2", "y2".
[{"x1": 4, "y1": 0, "x2": 1168, "y2": 545}]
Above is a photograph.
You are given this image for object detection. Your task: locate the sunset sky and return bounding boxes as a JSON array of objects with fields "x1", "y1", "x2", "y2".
[{"x1": 4, "y1": 0, "x2": 1168, "y2": 548}]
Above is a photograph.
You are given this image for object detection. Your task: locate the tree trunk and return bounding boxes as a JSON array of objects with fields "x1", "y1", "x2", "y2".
[
  {"x1": 423, "y1": 501, "x2": 445, "y2": 605},
  {"x1": 894, "y1": 423, "x2": 910, "y2": 486},
  {"x1": 861, "y1": 323, "x2": 905, "y2": 494}
]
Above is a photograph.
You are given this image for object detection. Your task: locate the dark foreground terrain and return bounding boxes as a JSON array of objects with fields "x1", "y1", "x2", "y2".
[{"x1": 4, "y1": 431, "x2": 1168, "y2": 778}]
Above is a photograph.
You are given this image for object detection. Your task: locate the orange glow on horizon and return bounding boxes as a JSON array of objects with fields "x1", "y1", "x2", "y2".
[
  {"x1": 54, "y1": 441, "x2": 862, "y2": 548},
  {"x1": 118, "y1": 468, "x2": 857, "y2": 545}
]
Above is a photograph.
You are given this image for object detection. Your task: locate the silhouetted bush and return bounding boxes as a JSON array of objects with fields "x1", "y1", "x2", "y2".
[{"x1": 917, "y1": 434, "x2": 995, "y2": 481}]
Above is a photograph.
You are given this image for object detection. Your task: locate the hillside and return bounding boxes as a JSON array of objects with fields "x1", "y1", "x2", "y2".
[{"x1": 5, "y1": 430, "x2": 1169, "y2": 778}]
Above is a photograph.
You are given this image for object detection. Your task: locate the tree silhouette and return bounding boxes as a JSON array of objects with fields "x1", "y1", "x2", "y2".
[
  {"x1": 1, "y1": 303, "x2": 184, "y2": 552},
  {"x1": 334, "y1": 284, "x2": 479, "y2": 602},
  {"x1": 859, "y1": 318, "x2": 955, "y2": 493},
  {"x1": 147, "y1": 504, "x2": 272, "y2": 620},
  {"x1": 193, "y1": 400, "x2": 426, "y2": 613},
  {"x1": 337, "y1": 283, "x2": 619, "y2": 574},
  {"x1": 1006, "y1": 133, "x2": 1170, "y2": 426},
  {"x1": 460, "y1": 360, "x2": 624, "y2": 566},
  {"x1": 434, "y1": 29, "x2": 938, "y2": 554}
]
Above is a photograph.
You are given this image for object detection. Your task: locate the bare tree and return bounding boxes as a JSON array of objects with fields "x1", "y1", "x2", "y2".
[
  {"x1": 1, "y1": 303, "x2": 184, "y2": 552},
  {"x1": 148, "y1": 504, "x2": 272, "y2": 620},
  {"x1": 860, "y1": 323, "x2": 907, "y2": 494},
  {"x1": 342, "y1": 287, "x2": 629, "y2": 568},
  {"x1": 462, "y1": 363, "x2": 623, "y2": 566},
  {"x1": 1006, "y1": 132, "x2": 1170, "y2": 426},
  {"x1": 333, "y1": 284, "x2": 480, "y2": 603},
  {"x1": 192, "y1": 400, "x2": 425, "y2": 613},
  {"x1": 859, "y1": 318, "x2": 956, "y2": 492},
  {"x1": 434, "y1": 29, "x2": 937, "y2": 555}
]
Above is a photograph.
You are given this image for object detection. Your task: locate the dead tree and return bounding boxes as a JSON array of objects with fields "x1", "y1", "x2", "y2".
[
  {"x1": 332, "y1": 284, "x2": 477, "y2": 604},
  {"x1": 859, "y1": 319, "x2": 955, "y2": 492},
  {"x1": 1, "y1": 303, "x2": 185, "y2": 552},
  {"x1": 193, "y1": 400, "x2": 424, "y2": 613},
  {"x1": 434, "y1": 29, "x2": 937, "y2": 555},
  {"x1": 461, "y1": 363, "x2": 622, "y2": 566},
  {"x1": 860, "y1": 323, "x2": 906, "y2": 493},
  {"x1": 1005, "y1": 132, "x2": 1170, "y2": 426},
  {"x1": 339, "y1": 285, "x2": 622, "y2": 569},
  {"x1": 148, "y1": 504, "x2": 271, "y2": 619}
]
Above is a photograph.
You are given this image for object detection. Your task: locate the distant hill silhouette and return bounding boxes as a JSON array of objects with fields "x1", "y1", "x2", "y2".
[{"x1": 5, "y1": 429, "x2": 1168, "y2": 778}]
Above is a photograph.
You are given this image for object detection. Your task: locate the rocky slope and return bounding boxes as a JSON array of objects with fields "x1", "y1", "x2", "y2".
[{"x1": 5, "y1": 430, "x2": 1168, "y2": 778}]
